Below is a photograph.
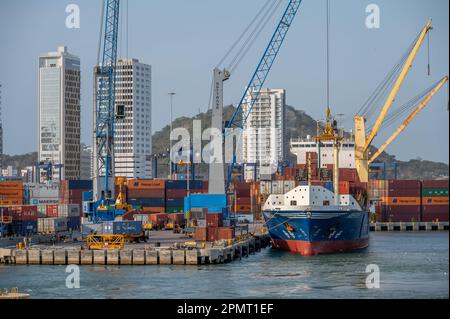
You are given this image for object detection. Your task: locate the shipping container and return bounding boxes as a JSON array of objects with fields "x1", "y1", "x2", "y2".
[
  {"x1": 11, "y1": 220, "x2": 37, "y2": 236},
  {"x1": 68, "y1": 180, "x2": 93, "y2": 190},
  {"x1": 422, "y1": 180, "x2": 449, "y2": 188},
  {"x1": 141, "y1": 206, "x2": 165, "y2": 214},
  {"x1": 102, "y1": 221, "x2": 143, "y2": 236},
  {"x1": 382, "y1": 197, "x2": 421, "y2": 206},
  {"x1": 168, "y1": 213, "x2": 185, "y2": 225},
  {"x1": 149, "y1": 213, "x2": 168, "y2": 228},
  {"x1": 194, "y1": 227, "x2": 207, "y2": 241},
  {"x1": 128, "y1": 179, "x2": 165, "y2": 190},
  {"x1": 166, "y1": 180, "x2": 203, "y2": 190},
  {"x1": 166, "y1": 207, "x2": 184, "y2": 214},
  {"x1": 387, "y1": 180, "x2": 421, "y2": 189},
  {"x1": 38, "y1": 218, "x2": 68, "y2": 233},
  {"x1": 166, "y1": 189, "x2": 187, "y2": 198},
  {"x1": 128, "y1": 188, "x2": 165, "y2": 198},
  {"x1": 166, "y1": 198, "x2": 184, "y2": 207},
  {"x1": 207, "y1": 227, "x2": 219, "y2": 241},
  {"x1": 421, "y1": 188, "x2": 449, "y2": 197},
  {"x1": 46, "y1": 205, "x2": 59, "y2": 218},
  {"x1": 67, "y1": 216, "x2": 81, "y2": 230},
  {"x1": 206, "y1": 213, "x2": 223, "y2": 227},
  {"x1": 6, "y1": 205, "x2": 38, "y2": 221},
  {"x1": 58, "y1": 204, "x2": 81, "y2": 218},
  {"x1": 0, "y1": 181, "x2": 23, "y2": 189},
  {"x1": 130, "y1": 197, "x2": 165, "y2": 207},
  {"x1": 82, "y1": 191, "x2": 93, "y2": 202},
  {"x1": 422, "y1": 197, "x2": 449, "y2": 205},
  {"x1": 218, "y1": 227, "x2": 235, "y2": 240},
  {"x1": 236, "y1": 197, "x2": 251, "y2": 205}
]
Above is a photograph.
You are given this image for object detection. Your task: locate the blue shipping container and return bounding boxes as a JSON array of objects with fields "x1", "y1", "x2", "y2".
[
  {"x1": 184, "y1": 194, "x2": 227, "y2": 218},
  {"x1": 67, "y1": 217, "x2": 81, "y2": 230},
  {"x1": 68, "y1": 180, "x2": 93, "y2": 190},
  {"x1": 82, "y1": 191, "x2": 93, "y2": 202},
  {"x1": 166, "y1": 198, "x2": 184, "y2": 207},
  {"x1": 324, "y1": 181, "x2": 334, "y2": 193},
  {"x1": 130, "y1": 198, "x2": 165, "y2": 207},
  {"x1": 10, "y1": 221, "x2": 37, "y2": 236},
  {"x1": 166, "y1": 180, "x2": 203, "y2": 190}
]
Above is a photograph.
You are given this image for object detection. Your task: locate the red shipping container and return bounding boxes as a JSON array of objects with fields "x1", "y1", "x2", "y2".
[
  {"x1": 166, "y1": 189, "x2": 187, "y2": 198},
  {"x1": 207, "y1": 227, "x2": 219, "y2": 241},
  {"x1": 149, "y1": 213, "x2": 168, "y2": 227},
  {"x1": 206, "y1": 213, "x2": 223, "y2": 227},
  {"x1": 384, "y1": 212, "x2": 421, "y2": 222},
  {"x1": 385, "y1": 205, "x2": 421, "y2": 214},
  {"x1": 218, "y1": 227, "x2": 235, "y2": 240},
  {"x1": 339, "y1": 168, "x2": 358, "y2": 182},
  {"x1": 387, "y1": 180, "x2": 421, "y2": 189},
  {"x1": 422, "y1": 205, "x2": 449, "y2": 214},
  {"x1": 338, "y1": 181, "x2": 350, "y2": 194},
  {"x1": 194, "y1": 227, "x2": 208, "y2": 241},
  {"x1": 10, "y1": 205, "x2": 38, "y2": 221},
  {"x1": 236, "y1": 189, "x2": 251, "y2": 197},
  {"x1": 422, "y1": 180, "x2": 449, "y2": 188},
  {"x1": 387, "y1": 189, "x2": 421, "y2": 197},
  {"x1": 128, "y1": 188, "x2": 165, "y2": 198},
  {"x1": 46, "y1": 205, "x2": 59, "y2": 218},
  {"x1": 236, "y1": 197, "x2": 251, "y2": 205},
  {"x1": 168, "y1": 213, "x2": 185, "y2": 225},
  {"x1": 234, "y1": 182, "x2": 251, "y2": 191},
  {"x1": 141, "y1": 207, "x2": 165, "y2": 214},
  {"x1": 421, "y1": 213, "x2": 449, "y2": 222}
]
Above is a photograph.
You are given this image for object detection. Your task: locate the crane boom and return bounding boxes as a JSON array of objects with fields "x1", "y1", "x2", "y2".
[
  {"x1": 225, "y1": 0, "x2": 302, "y2": 190},
  {"x1": 355, "y1": 18, "x2": 433, "y2": 183},
  {"x1": 93, "y1": 0, "x2": 120, "y2": 202},
  {"x1": 363, "y1": 18, "x2": 433, "y2": 152},
  {"x1": 369, "y1": 76, "x2": 448, "y2": 164}
]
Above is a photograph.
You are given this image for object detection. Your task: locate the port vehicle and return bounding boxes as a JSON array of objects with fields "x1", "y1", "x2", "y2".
[{"x1": 87, "y1": 234, "x2": 125, "y2": 250}]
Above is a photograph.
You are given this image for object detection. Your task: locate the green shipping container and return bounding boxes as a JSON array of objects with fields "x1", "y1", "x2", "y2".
[
  {"x1": 422, "y1": 188, "x2": 449, "y2": 197},
  {"x1": 166, "y1": 207, "x2": 184, "y2": 213}
]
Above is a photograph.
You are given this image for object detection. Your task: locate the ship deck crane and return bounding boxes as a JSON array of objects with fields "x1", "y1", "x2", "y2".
[
  {"x1": 354, "y1": 19, "x2": 433, "y2": 183},
  {"x1": 369, "y1": 76, "x2": 448, "y2": 164}
]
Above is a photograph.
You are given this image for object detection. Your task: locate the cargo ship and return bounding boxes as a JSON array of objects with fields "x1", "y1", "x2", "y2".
[{"x1": 262, "y1": 108, "x2": 370, "y2": 256}]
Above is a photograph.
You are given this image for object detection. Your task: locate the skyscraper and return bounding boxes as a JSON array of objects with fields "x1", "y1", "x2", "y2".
[
  {"x1": 38, "y1": 46, "x2": 81, "y2": 182},
  {"x1": 93, "y1": 58, "x2": 152, "y2": 180},
  {"x1": 242, "y1": 88, "x2": 286, "y2": 181}
]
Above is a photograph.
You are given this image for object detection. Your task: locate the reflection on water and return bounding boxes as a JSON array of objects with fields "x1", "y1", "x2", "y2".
[{"x1": 0, "y1": 232, "x2": 448, "y2": 299}]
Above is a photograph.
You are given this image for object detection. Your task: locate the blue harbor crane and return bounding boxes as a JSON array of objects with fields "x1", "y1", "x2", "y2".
[
  {"x1": 90, "y1": 0, "x2": 122, "y2": 222},
  {"x1": 185, "y1": 0, "x2": 303, "y2": 218}
]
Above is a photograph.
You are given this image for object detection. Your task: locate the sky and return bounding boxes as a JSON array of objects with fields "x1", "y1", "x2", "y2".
[{"x1": 0, "y1": 0, "x2": 448, "y2": 163}]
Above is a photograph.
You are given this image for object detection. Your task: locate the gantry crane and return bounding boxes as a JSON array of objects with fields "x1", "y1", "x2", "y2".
[
  {"x1": 369, "y1": 76, "x2": 448, "y2": 164},
  {"x1": 354, "y1": 19, "x2": 433, "y2": 183}
]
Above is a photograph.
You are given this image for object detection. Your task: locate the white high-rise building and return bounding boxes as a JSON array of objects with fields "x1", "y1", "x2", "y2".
[
  {"x1": 38, "y1": 46, "x2": 81, "y2": 182},
  {"x1": 242, "y1": 88, "x2": 286, "y2": 181},
  {"x1": 0, "y1": 84, "x2": 3, "y2": 171},
  {"x1": 80, "y1": 144, "x2": 93, "y2": 180},
  {"x1": 93, "y1": 58, "x2": 152, "y2": 179}
]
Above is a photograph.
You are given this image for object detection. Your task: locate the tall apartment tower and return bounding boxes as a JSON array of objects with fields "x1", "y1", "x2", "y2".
[
  {"x1": 93, "y1": 58, "x2": 152, "y2": 179},
  {"x1": 242, "y1": 88, "x2": 286, "y2": 181},
  {"x1": 80, "y1": 144, "x2": 93, "y2": 180},
  {"x1": 38, "y1": 46, "x2": 81, "y2": 182}
]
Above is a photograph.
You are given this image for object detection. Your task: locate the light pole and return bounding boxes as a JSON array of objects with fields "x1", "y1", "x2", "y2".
[{"x1": 168, "y1": 92, "x2": 176, "y2": 179}]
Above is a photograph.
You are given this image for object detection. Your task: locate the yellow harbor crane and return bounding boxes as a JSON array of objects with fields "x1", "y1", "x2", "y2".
[
  {"x1": 369, "y1": 76, "x2": 448, "y2": 164},
  {"x1": 354, "y1": 18, "x2": 435, "y2": 183}
]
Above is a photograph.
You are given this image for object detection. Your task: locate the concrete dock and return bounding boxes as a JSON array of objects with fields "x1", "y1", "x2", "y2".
[
  {"x1": 0, "y1": 235, "x2": 271, "y2": 265},
  {"x1": 370, "y1": 222, "x2": 449, "y2": 232}
]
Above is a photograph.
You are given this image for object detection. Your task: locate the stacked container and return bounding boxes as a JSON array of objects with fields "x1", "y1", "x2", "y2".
[
  {"x1": 6, "y1": 205, "x2": 38, "y2": 236},
  {"x1": 421, "y1": 180, "x2": 449, "y2": 222},
  {"x1": 166, "y1": 180, "x2": 203, "y2": 214},
  {"x1": 0, "y1": 181, "x2": 24, "y2": 205},
  {"x1": 127, "y1": 179, "x2": 166, "y2": 214},
  {"x1": 379, "y1": 180, "x2": 422, "y2": 222}
]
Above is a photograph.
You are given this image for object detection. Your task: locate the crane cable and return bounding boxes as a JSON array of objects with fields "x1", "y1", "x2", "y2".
[
  {"x1": 326, "y1": 0, "x2": 330, "y2": 108},
  {"x1": 367, "y1": 78, "x2": 443, "y2": 133},
  {"x1": 356, "y1": 33, "x2": 421, "y2": 121}
]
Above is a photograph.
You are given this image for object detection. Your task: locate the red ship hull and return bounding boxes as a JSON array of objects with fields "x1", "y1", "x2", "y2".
[{"x1": 271, "y1": 238, "x2": 369, "y2": 256}]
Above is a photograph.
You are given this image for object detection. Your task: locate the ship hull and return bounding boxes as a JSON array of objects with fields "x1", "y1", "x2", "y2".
[{"x1": 263, "y1": 210, "x2": 370, "y2": 256}]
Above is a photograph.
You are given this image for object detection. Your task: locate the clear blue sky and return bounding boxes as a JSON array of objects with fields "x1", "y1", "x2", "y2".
[{"x1": 0, "y1": 0, "x2": 448, "y2": 163}]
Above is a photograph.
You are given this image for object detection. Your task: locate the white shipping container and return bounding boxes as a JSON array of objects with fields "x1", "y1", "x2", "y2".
[
  {"x1": 58, "y1": 204, "x2": 80, "y2": 218},
  {"x1": 38, "y1": 218, "x2": 68, "y2": 233},
  {"x1": 271, "y1": 181, "x2": 284, "y2": 195},
  {"x1": 37, "y1": 205, "x2": 47, "y2": 218},
  {"x1": 31, "y1": 187, "x2": 59, "y2": 199},
  {"x1": 260, "y1": 181, "x2": 272, "y2": 195},
  {"x1": 134, "y1": 215, "x2": 150, "y2": 223},
  {"x1": 283, "y1": 181, "x2": 296, "y2": 193},
  {"x1": 30, "y1": 198, "x2": 59, "y2": 205}
]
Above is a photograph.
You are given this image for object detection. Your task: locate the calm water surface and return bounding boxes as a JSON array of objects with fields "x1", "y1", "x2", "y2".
[{"x1": 0, "y1": 232, "x2": 448, "y2": 299}]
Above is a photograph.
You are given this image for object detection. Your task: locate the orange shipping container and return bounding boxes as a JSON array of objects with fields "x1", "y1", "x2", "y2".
[
  {"x1": 382, "y1": 197, "x2": 421, "y2": 206},
  {"x1": 127, "y1": 179, "x2": 165, "y2": 190},
  {"x1": 141, "y1": 207, "x2": 166, "y2": 214},
  {"x1": 422, "y1": 197, "x2": 449, "y2": 206},
  {"x1": 0, "y1": 199, "x2": 23, "y2": 205},
  {"x1": 0, "y1": 181, "x2": 23, "y2": 190}
]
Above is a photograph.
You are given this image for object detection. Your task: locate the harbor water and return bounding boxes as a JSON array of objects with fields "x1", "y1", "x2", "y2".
[{"x1": 0, "y1": 232, "x2": 448, "y2": 299}]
